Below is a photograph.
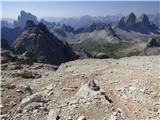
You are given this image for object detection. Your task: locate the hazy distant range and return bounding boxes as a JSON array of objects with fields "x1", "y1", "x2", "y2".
[{"x1": 2, "y1": 13, "x2": 160, "y2": 28}]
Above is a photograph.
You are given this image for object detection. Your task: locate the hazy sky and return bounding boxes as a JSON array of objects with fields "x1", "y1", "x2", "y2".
[{"x1": 1, "y1": 1, "x2": 160, "y2": 19}]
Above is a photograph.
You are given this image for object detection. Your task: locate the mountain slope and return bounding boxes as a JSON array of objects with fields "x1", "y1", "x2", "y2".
[
  {"x1": 12, "y1": 20, "x2": 77, "y2": 65},
  {"x1": 1, "y1": 27, "x2": 23, "y2": 45}
]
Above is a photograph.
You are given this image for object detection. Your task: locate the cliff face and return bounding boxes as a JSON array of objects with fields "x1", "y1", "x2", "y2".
[{"x1": 1, "y1": 55, "x2": 160, "y2": 120}]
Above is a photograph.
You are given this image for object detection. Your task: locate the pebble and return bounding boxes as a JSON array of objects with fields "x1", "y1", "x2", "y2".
[
  {"x1": 48, "y1": 109, "x2": 59, "y2": 120},
  {"x1": 77, "y1": 115, "x2": 86, "y2": 120}
]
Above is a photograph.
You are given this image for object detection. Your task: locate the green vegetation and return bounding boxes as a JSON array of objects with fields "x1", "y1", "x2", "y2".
[
  {"x1": 94, "y1": 42, "x2": 131, "y2": 58},
  {"x1": 127, "y1": 51, "x2": 141, "y2": 57},
  {"x1": 79, "y1": 40, "x2": 132, "y2": 58}
]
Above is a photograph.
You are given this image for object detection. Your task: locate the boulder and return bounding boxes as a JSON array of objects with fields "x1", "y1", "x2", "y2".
[{"x1": 88, "y1": 80, "x2": 100, "y2": 91}]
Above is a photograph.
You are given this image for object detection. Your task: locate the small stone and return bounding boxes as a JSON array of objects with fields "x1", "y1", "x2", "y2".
[
  {"x1": 17, "y1": 85, "x2": 32, "y2": 94},
  {"x1": 48, "y1": 91, "x2": 54, "y2": 96},
  {"x1": 48, "y1": 109, "x2": 59, "y2": 120},
  {"x1": 46, "y1": 84, "x2": 53, "y2": 90},
  {"x1": 62, "y1": 86, "x2": 78, "y2": 91},
  {"x1": 88, "y1": 80, "x2": 100, "y2": 91},
  {"x1": 1, "y1": 114, "x2": 8, "y2": 120},
  {"x1": 77, "y1": 115, "x2": 86, "y2": 120},
  {"x1": 67, "y1": 114, "x2": 72, "y2": 120},
  {"x1": 5, "y1": 84, "x2": 16, "y2": 89},
  {"x1": 16, "y1": 89, "x2": 24, "y2": 93},
  {"x1": 23, "y1": 102, "x2": 44, "y2": 112},
  {"x1": 21, "y1": 94, "x2": 43, "y2": 106},
  {"x1": 10, "y1": 101, "x2": 17, "y2": 106},
  {"x1": 0, "y1": 104, "x2": 4, "y2": 108}
]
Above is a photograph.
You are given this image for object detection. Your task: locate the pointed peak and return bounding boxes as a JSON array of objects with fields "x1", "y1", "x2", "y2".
[
  {"x1": 128, "y1": 12, "x2": 136, "y2": 18},
  {"x1": 140, "y1": 14, "x2": 149, "y2": 20},
  {"x1": 20, "y1": 10, "x2": 26, "y2": 15},
  {"x1": 140, "y1": 14, "x2": 150, "y2": 25}
]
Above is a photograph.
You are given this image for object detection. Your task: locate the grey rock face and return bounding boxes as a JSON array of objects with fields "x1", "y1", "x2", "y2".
[
  {"x1": 12, "y1": 20, "x2": 77, "y2": 65},
  {"x1": 1, "y1": 27, "x2": 23, "y2": 45},
  {"x1": 48, "y1": 109, "x2": 59, "y2": 120},
  {"x1": 117, "y1": 17, "x2": 125, "y2": 28},
  {"x1": 88, "y1": 80, "x2": 100, "y2": 91},
  {"x1": 1, "y1": 39, "x2": 10, "y2": 50},
  {"x1": 125, "y1": 12, "x2": 136, "y2": 29}
]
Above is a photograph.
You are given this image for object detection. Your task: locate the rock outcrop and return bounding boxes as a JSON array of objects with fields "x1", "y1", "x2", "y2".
[{"x1": 12, "y1": 20, "x2": 77, "y2": 65}]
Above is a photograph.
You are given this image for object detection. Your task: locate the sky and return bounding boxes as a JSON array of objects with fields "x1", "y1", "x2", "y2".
[{"x1": 1, "y1": 1, "x2": 160, "y2": 19}]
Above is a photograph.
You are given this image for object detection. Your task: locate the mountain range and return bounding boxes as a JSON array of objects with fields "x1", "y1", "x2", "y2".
[
  {"x1": 2, "y1": 11, "x2": 160, "y2": 28},
  {"x1": 1, "y1": 10, "x2": 160, "y2": 64}
]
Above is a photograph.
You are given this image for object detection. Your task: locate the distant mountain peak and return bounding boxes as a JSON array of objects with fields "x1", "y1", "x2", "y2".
[
  {"x1": 139, "y1": 14, "x2": 150, "y2": 26},
  {"x1": 117, "y1": 12, "x2": 159, "y2": 34},
  {"x1": 20, "y1": 10, "x2": 26, "y2": 15},
  {"x1": 15, "y1": 10, "x2": 38, "y2": 28}
]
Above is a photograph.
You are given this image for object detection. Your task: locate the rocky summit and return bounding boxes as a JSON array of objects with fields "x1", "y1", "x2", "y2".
[
  {"x1": 1, "y1": 55, "x2": 160, "y2": 120},
  {"x1": 12, "y1": 20, "x2": 77, "y2": 65}
]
